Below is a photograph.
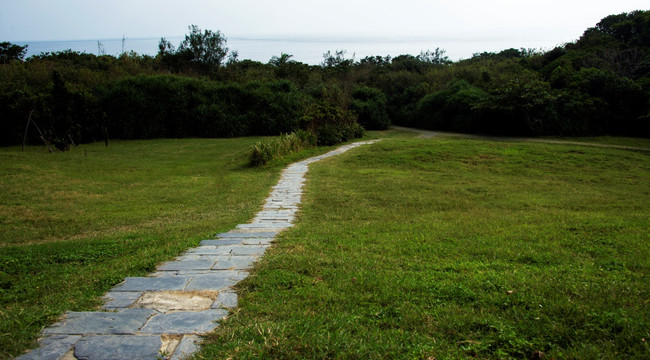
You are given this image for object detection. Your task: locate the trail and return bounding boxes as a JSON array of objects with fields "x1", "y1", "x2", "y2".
[
  {"x1": 17, "y1": 140, "x2": 380, "y2": 360},
  {"x1": 392, "y1": 125, "x2": 650, "y2": 152}
]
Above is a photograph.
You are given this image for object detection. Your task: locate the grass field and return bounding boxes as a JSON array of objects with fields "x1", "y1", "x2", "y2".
[
  {"x1": 1, "y1": 132, "x2": 648, "y2": 359},
  {"x1": 197, "y1": 135, "x2": 650, "y2": 359},
  {"x1": 0, "y1": 137, "x2": 337, "y2": 359}
]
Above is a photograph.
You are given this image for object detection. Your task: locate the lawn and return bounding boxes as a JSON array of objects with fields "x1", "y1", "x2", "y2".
[
  {"x1": 198, "y1": 135, "x2": 650, "y2": 359},
  {"x1": 0, "y1": 137, "x2": 335, "y2": 359}
]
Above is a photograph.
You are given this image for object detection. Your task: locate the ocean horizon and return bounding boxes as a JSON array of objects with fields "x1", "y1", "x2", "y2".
[{"x1": 15, "y1": 35, "x2": 566, "y2": 65}]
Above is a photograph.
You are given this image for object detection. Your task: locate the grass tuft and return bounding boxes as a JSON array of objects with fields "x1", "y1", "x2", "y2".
[{"x1": 249, "y1": 130, "x2": 317, "y2": 167}]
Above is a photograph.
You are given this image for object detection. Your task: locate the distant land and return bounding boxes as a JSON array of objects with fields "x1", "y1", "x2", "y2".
[{"x1": 15, "y1": 35, "x2": 569, "y2": 65}]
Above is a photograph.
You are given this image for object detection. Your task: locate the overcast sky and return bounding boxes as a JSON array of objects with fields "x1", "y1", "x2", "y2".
[{"x1": 1, "y1": 1, "x2": 648, "y2": 51}]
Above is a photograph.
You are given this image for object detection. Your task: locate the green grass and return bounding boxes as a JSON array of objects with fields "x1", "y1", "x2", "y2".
[
  {"x1": 0, "y1": 137, "x2": 338, "y2": 359},
  {"x1": 198, "y1": 135, "x2": 650, "y2": 359},
  {"x1": 545, "y1": 136, "x2": 650, "y2": 149}
]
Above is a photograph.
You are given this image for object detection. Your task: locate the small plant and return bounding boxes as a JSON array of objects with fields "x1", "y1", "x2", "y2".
[{"x1": 248, "y1": 130, "x2": 316, "y2": 166}]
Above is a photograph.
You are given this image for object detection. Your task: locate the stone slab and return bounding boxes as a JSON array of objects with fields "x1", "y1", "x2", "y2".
[
  {"x1": 74, "y1": 335, "x2": 162, "y2": 360},
  {"x1": 211, "y1": 256, "x2": 257, "y2": 270},
  {"x1": 42, "y1": 309, "x2": 155, "y2": 335},
  {"x1": 157, "y1": 259, "x2": 216, "y2": 271},
  {"x1": 171, "y1": 335, "x2": 200, "y2": 360},
  {"x1": 207, "y1": 245, "x2": 268, "y2": 256},
  {"x1": 16, "y1": 335, "x2": 81, "y2": 360},
  {"x1": 112, "y1": 277, "x2": 189, "y2": 292},
  {"x1": 231, "y1": 245, "x2": 269, "y2": 256},
  {"x1": 184, "y1": 276, "x2": 234, "y2": 291},
  {"x1": 212, "y1": 291, "x2": 238, "y2": 309},
  {"x1": 236, "y1": 223, "x2": 292, "y2": 229},
  {"x1": 242, "y1": 238, "x2": 274, "y2": 245},
  {"x1": 140, "y1": 309, "x2": 228, "y2": 334},
  {"x1": 102, "y1": 291, "x2": 142, "y2": 309},
  {"x1": 197, "y1": 238, "x2": 242, "y2": 246},
  {"x1": 185, "y1": 246, "x2": 227, "y2": 255},
  {"x1": 215, "y1": 232, "x2": 278, "y2": 238}
]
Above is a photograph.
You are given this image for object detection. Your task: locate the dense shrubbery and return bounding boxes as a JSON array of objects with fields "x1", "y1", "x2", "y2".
[
  {"x1": 350, "y1": 86, "x2": 390, "y2": 130},
  {"x1": 302, "y1": 100, "x2": 364, "y2": 146},
  {"x1": 2, "y1": 11, "x2": 650, "y2": 148},
  {"x1": 97, "y1": 76, "x2": 303, "y2": 139}
]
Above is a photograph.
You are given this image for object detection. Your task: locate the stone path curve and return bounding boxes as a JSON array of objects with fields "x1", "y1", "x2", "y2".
[{"x1": 18, "y1": 140, "x2": 379, "y2": 360}]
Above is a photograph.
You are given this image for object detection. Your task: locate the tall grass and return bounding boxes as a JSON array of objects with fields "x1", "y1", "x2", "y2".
[{"x1": 249, "y1": 130, "x2": 316, "y2": 166}]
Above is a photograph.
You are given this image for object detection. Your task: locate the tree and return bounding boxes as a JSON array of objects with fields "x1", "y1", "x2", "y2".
[
  {"x1": 417, "y1": 47, "x2": 451, "y2": 65},
  {"x1": 321, "y1": 50, "x2": 354, "y2": 68},
  {"x1": 158, "y1": 37, "x2": 175, "y2": 55},
  {"x1": 269, "y1": 53, "x2": 294, "y2": 66},
  {"x1": 0, "y1": 42, "x2": 28, "y2": 63},
  {"x1": 178, "y1": 25, "x2": 229, "y2": 70}
]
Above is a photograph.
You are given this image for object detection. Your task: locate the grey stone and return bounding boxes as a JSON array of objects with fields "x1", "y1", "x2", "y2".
[
  {"x1": 171, "y1": 335, "x2": 200, "y2": 360},
  {"x1": 184, "y1": 275, "x2": 234, "y2": 291},
  {"x1": 42, "y1": 309, "x2": 155, "y2": 335},
  {"x1": 242, "y1": 238, "x2": 274, "y2": 245},
  {"x1": 230, "y1": 245, "x2": 268, "y2": 256},
  {"x1": 211, "y1": 291, "x2": 238, "y2": 309},
  {"x1": 74, "y1": 335, "x2": 162, "y2": 360},
  {"x1": 15, "y1": 335, "x2": 81, "y2": 360},
  {"x1": 112, "y1": 277, "x2": 190, "y2": 292},
  {"x1": 216, "y1": 232, "x2": 278, "y2": 238},
  {"x1": 102, "y1": 292, "x2": 142, "y2": 309},
  {"x1": 140, "y1": 309, "x2": 228, "y2": 334},
  {"x1": 204, "y1": 269, "x2": 249, "y2": 281},
  {"x1": 157, "y1": 259, "x2": 216, "y2": 271},
  {"x1": 205, "y1": 245, "x2": 267, "y2": 256},
  {"x1": 211, "y1": 256, "x2": 257, "y2": 270},
  {"x1": 197, "y1": 238, "x2": 241, "y2": 246},
  {"x1": 236, "y1": 223, "x2": 292, "y2": 230},
  {"x1": 186, "y1": 246, "x2": 231, "y2": 255}
]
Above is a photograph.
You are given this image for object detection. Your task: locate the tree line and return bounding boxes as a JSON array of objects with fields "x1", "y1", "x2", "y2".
[{"x1": 1, "y1": 10, "x2": 649, "y2": 150}]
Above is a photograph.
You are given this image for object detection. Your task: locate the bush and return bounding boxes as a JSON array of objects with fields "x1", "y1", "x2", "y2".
[
  {"x1": 96, "y1": 75, "x2": 304, "y2": 140},
  {"x1": 349, "y1": 86, "x2": 390, "y2": 130},
  {"x1": 416, "y1": 79, "x2": 487, "y2": 132},
  {"x1": 249, "y1": 130, "x2": 316, "y2": 166},
  {"x1": 301, "y1": 100, "x2": 364, "y2": 146}
]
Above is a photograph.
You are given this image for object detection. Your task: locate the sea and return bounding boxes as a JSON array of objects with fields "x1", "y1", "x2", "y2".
[{"x1": 15, "y1": 36, "x2": 562, "y2": 65}]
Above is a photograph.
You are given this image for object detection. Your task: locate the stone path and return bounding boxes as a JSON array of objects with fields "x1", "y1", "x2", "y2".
[{"x1": 17, "y1": 140, "x2": 379, "y2": 360}]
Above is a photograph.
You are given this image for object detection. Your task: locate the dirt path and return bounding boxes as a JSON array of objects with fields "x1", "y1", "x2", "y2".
[{"x1": 392, "y1": 126, "x2": 650, "y2": 152}]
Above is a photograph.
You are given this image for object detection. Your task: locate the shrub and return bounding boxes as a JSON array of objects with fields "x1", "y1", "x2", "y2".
[
  {"x1": 249, "y1": 130, "x2": 316, "y2": 166},
  {"x1": 96, "y1": 75, "x2": 303, "y2": 140},
  {"x1": 301, "y1": 100, "x2": 364, "y2": 146},
  {"x1": 349, "y1": 86, "x2": 390, "y2": 130},
  {"x1": 416, "y1": 79, "x2": 487, "y2": 132}
]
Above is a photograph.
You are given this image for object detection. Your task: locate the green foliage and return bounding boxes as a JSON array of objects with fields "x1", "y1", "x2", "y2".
[
  {"x1": 417, "y1": 47, "x2": 451, "y2": 65},
  {"x1": 416, "y1": 79, "x2": 487, "y2": 132},
  {"x1": 178, "y1": 25, "x2": 229, "y2": 69},
  {"x1": 97, "y1": 75, "x2": 303, "y2": 139},
  {"x1": 349, "y1": 86, "x2": 390, "y2": 130},
  {"x1": 158, "y1": 25, "x2": 230, "y2": 74},
  {"x1": 301, "y1": 100, "x2": 364, "y2": 146},
  {"x1": 321, "y1": 50, "x2": 354, "y2": 69},
  {"x1": 3, "y1": 11, "x2": 650, "y2": 146},
  {"x1": 0, "y1": 42, "x2": 28, "y2": 63},
  {"x1": 249, "y1": 130, "x2": 317, "y2": 166}
]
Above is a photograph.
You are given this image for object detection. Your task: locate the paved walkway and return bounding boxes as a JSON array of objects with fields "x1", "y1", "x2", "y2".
[{"x1": 18, "y1": 140, "x2": 379, "y2": 360}]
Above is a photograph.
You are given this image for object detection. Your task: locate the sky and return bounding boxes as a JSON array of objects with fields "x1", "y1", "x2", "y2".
[{"x1": 1, "y1": 0, "x2": 648, "y2": 61}]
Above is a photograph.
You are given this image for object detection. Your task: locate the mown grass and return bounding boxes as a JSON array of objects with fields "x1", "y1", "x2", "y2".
[
  {"x1": 0, "y1": 137, "x2": 340, "y2": 359},
  {"x1": 198, "y1": 135, "x2": 650, "y2": 359}
]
